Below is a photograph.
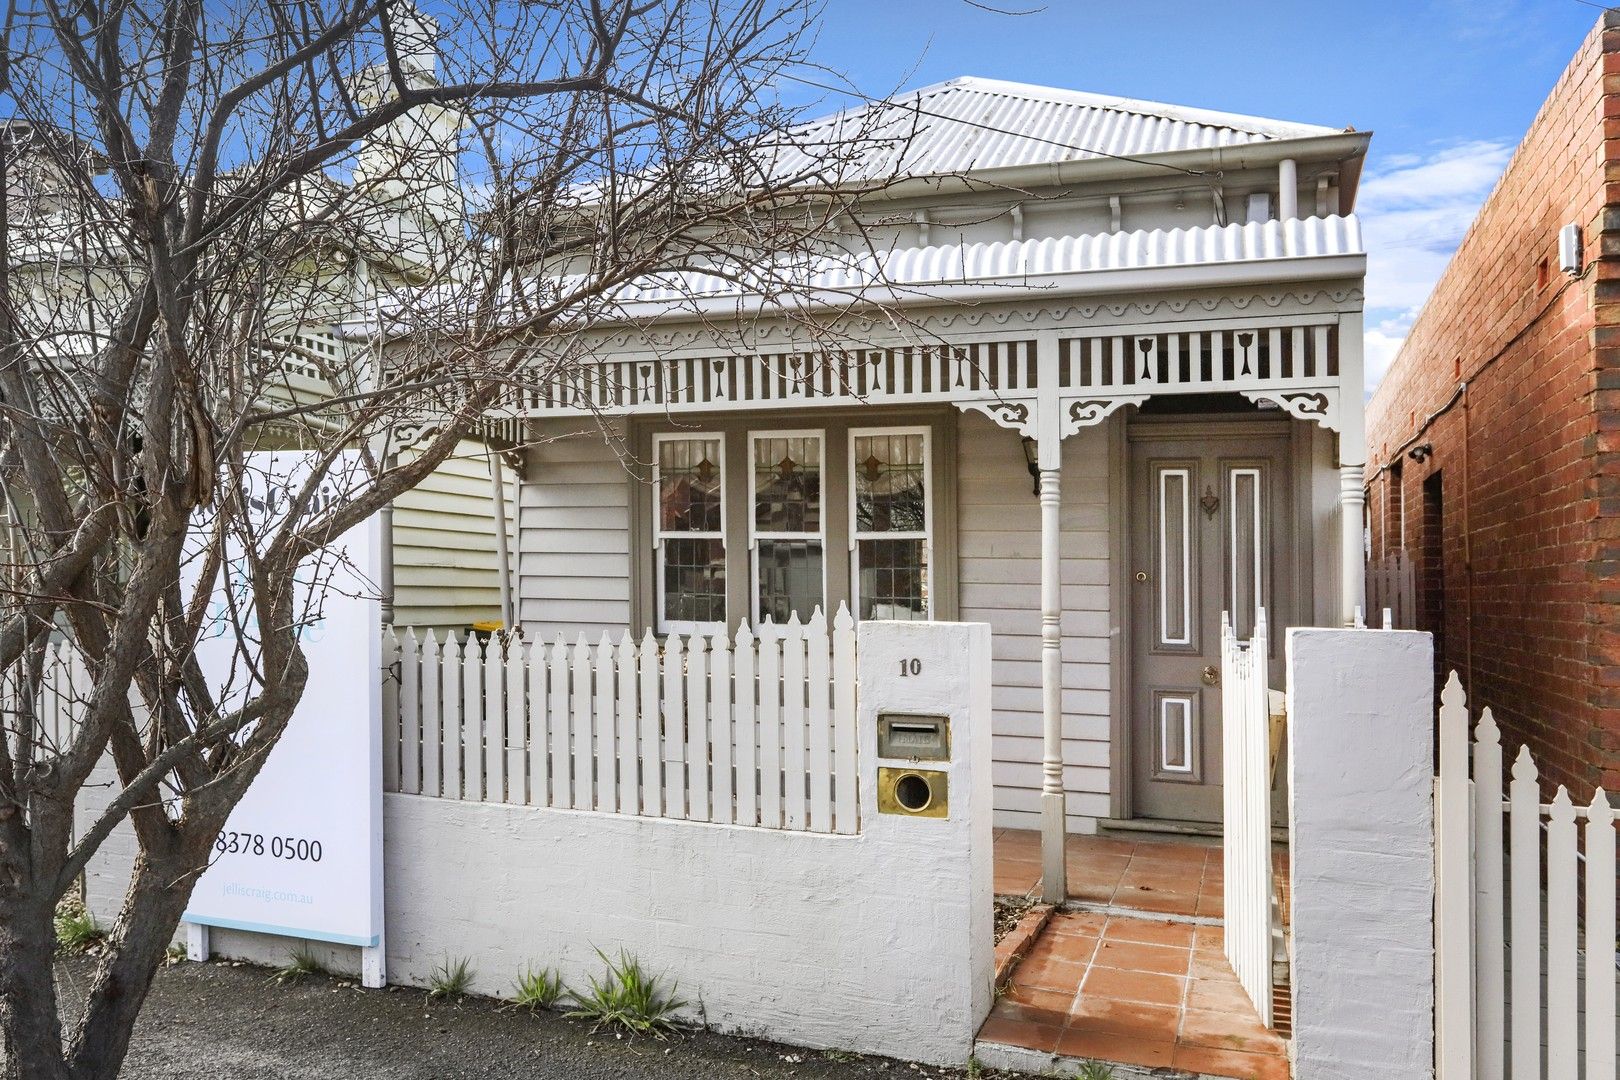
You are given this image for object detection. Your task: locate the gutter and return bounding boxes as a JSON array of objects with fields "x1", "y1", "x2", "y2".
[{"x1": 841, "y1": 132, "x2": 1374, "y2": 214}]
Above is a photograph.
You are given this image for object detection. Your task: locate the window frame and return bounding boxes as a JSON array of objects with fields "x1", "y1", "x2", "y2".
[
  {"x1": 747, "y1": 428, "x2": 828, "y2": 626},
  {"x1": 628, "y1": 410, "x2": 958, "y2": 636},
  {"x1": 848, "y1": 425, "x2": 934, "y2": 622},
  {"x1": 651, "y1": 431, "x2": 728, "y2": 636}
]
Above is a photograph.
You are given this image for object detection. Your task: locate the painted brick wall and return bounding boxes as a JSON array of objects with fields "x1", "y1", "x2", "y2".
[{"x1": 1365, "y1": 12, "x2": 1620, "y2": 801}]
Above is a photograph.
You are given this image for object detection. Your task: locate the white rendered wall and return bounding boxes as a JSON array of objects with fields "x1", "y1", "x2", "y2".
[
  {"x1": 78, "y1": 754, "x2": 137, "y2": 928},
  {"x1": 86, "y1": 621, "x2": 994, "y2": 1067},
  {"x1": 1286, "y1": 627, "x2": 1435, "y2": 1080}
]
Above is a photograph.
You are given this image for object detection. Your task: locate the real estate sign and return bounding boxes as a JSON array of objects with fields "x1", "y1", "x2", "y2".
[{"x1": 181, "y1": 451, "x2": 383, "y2": 954}]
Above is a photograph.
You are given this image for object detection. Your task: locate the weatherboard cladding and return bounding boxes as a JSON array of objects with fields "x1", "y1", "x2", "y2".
[{"x1": 515, "y1": 412, "x2": 1115, "y2": 830}]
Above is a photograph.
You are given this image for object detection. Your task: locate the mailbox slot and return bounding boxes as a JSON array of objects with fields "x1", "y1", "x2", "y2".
[
  {"x1": 877, "y1": 713, "x2": 949, "y2": 761},
  {"x1": 877, "y1": 767, "x2": 948, "y2": 818}
]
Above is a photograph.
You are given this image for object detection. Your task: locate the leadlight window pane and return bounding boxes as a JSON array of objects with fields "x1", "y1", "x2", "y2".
[
  {"x1": 853, "y1": 433, "x2": 926, "y2": 532},
  {"x1": 753, "y1": 437, "x2": 822, "y2": 532},
  {"x1": 857, "y1": 538, "x2": 927, "y2": 620},
  {"x1": 757, "y1": 540, "x2": 824, "y2": 624},
  {"x1": 662, "y1": 537, "x2": 726, "y2": 625},
  {"x1": 659, "y1": 438, "x2": 723, "y2": 533}
]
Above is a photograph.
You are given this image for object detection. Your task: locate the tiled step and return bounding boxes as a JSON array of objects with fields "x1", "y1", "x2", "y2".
[
  {"x1": 993, "y1": 903, "x2": 1054, "y2": 989},
  {"x1": 976, "y1": 909, "x2": 1291, "y2": 1080}
]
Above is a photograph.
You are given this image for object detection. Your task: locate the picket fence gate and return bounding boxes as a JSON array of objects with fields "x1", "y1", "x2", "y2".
[
  {"x1": 382, "y1": 605, "x2": 860, "y2": 835},
  {"x1": 1435, "y1": 672, "x2": 1617, "y2": 1080},
  {"x1": 1220, "y1": 607, "x2": 1275, "y2": 1028}
]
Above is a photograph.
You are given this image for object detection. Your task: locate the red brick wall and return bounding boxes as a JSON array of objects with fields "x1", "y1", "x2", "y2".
[{"x1": 1365, "y1": 13, "x2": 1620, "y2": 802}]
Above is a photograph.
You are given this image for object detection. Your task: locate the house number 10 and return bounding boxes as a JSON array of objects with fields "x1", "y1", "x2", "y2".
[{"x1": 898, "y1": 658, "x2": 922, "y2": 676}]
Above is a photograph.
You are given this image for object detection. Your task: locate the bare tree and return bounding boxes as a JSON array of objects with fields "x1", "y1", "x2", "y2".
[{"x1": 0, "y1": 2, "x2": 910, "y2": 1076}]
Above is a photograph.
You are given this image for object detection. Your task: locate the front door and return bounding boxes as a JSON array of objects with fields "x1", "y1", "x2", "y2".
[{"x1": 1128, "y1": 421, "x2": 1292, "y2": 825}]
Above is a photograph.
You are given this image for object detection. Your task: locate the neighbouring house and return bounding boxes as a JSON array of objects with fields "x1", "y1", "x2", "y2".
[
  {"x1": 0, "y1": 28, "x2": 517, "y2": 636},
  {"x1": 505, "y1": 76, "x2": 1373, "y2": 840},
  {"x1": 1365, "y1": 11, "x2": 1620, "y2": 804}
]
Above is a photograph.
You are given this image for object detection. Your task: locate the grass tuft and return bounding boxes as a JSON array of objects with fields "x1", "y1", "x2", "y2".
[
  {"x1": 53, "y1": 900, "x2": 103, "y2": 953},
  {"x1": 1074, "y1": 1062, "x2": 1115, "y2": 1080},
  {"x1": 427, "y1": 956, "x2": 474, "y2": 1001},
  {"x1": 273, "y1": 947, "x2": 324, "y2": 985},
  {"x1": 510, "y1": 965, "x2": 565, "y2": 1011},
  {"x1": 565, "y1": 948, "x2": 684, "y2": 1038}
]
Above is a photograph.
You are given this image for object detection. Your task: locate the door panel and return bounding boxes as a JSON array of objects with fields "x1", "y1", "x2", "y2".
[{"x1": 1129, "y1": 427, "x2": 1291, "y2": 824}]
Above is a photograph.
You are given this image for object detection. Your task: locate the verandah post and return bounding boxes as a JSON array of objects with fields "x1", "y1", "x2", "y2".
[
  {"x1": 1038, "y1": 461, "x2": 1064, "y2": 902},
  {"x1": 1035, "y1": 329, "x2": 1067, "y2": 904},
  {"x1": 1337, "y1": 310, "x2": 1367, "y2": 627}
]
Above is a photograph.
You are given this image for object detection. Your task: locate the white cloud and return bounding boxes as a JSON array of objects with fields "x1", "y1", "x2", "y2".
[
  {"x1": 1357, "y1": 139, "x2": 1515, "y2": 394},
  {"x1": 1363, "y1": 317, "x2": 1413, "y2": 397}
]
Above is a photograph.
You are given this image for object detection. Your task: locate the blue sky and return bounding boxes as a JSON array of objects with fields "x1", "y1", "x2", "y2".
[{"x1": 799, "y1": 0, "x2": 1602, "y2": 392}]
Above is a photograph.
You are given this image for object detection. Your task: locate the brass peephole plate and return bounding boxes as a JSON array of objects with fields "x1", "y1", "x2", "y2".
[{"x1": 877, "y1": 766, "x2": 948, "y2": 818}]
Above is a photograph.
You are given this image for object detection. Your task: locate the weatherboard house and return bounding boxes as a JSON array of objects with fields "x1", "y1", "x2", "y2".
[
  {"x1": 505, "y1": 77, "x2": 1371, "y2": 856},
  {"x1": 65, "y1": 73, "x2": 1389, "y2": 1069}
]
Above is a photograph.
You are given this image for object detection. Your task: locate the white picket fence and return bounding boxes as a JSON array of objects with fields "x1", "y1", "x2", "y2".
[
  {"x1": 1220, "y1": 607, "x2": 1275, "y2": 1028},
  {"x1": 1436, "y1": 672, "x2": 1617, "y2": 1080},
  {"x1": 0, "y1": 639, "x2": 89, "y2": 753},
  {"x1": 382, "y1": 605, "x2": 860, "y2": 834}
]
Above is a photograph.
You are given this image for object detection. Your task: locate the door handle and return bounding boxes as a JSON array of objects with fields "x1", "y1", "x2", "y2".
[{"x1": 1201, "y1": 665, "x2": 1220, "y2": 687}]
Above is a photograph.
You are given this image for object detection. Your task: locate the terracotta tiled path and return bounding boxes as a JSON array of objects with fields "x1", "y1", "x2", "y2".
[
  {"x1": 981, "y1": 829, "x2": 1290, "y2": 1079},
  {"x1": 993, "y1": 828, "x2": 1226, "y2": 918}
]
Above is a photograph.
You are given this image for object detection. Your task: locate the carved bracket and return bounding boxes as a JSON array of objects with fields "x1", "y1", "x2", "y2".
[
  {"x1": 1060, "y1": 395, "x2": 1148, "y2": 437},
  {"x1": 1239, "y1": 388, "x2": 1341, "y2": 432},
  {"x1": 955, "y1": 398, "x2": 1037, "y2": 438},
  {"x1": 393, "y1": 420, "x2": 446, "y2": 449}
]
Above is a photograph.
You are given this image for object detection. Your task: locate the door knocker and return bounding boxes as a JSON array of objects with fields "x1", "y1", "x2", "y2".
[{"x1": 1200, "y1": 486, "x2": 1220, "y2": 520}]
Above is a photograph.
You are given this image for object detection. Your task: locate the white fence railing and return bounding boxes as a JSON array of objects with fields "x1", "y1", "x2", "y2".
[
  {"x1": 383, "y1": 605, "x2": 859, "y2": 835},
  {"x1": 1, "y1": 639, "x2": 88, "y2": 753},
  {"x1": 1220, "y1": 607, "x2": 1275, "y2": 1028},
  {"x1": 1436, "y1": 672, "x2": 1617, "y2": 1080}
]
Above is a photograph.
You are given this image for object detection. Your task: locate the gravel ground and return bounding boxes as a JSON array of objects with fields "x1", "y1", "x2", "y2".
[{"x1": 49, "y1": 956, "x2": 1027, "y2": 1080}]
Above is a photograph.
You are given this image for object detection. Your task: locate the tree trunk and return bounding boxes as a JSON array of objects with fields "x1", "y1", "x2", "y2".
[
  {"x1": 63, "y1": 852, "x2": 201, "y2": 1080},
  {"x1": 0, "y1": 893, "x2": 70, "y2": 1080}
]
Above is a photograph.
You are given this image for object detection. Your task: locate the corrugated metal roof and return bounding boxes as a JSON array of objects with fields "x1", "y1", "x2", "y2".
[
  {"x1": 606, "y1": 214, "x2": 1363, "y2": 305},
  {"x1": 769, "y1": 76, "x2": 1347, "y2": 182}
]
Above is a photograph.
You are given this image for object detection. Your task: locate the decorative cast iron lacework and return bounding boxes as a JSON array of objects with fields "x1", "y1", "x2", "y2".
[
  {"x1": 520, "y1": 340, "x2": 1038, "y2": 414},
  {"x1": 511, "y1": 320, "x2": 1344, "y2": 429},
  {"x1": 1058, "y1": 323, "x2": 1338, "y2": 391}
]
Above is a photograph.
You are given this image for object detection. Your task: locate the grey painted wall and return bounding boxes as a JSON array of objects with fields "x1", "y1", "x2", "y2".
[{"x1": 955, "y1": 410, "x2": 1113, "y2": 830}]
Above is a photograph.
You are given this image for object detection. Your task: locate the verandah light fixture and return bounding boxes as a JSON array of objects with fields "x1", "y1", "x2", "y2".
[{"x1": 1021, "y1": 436, "x2": 1040, "y2": 495}]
